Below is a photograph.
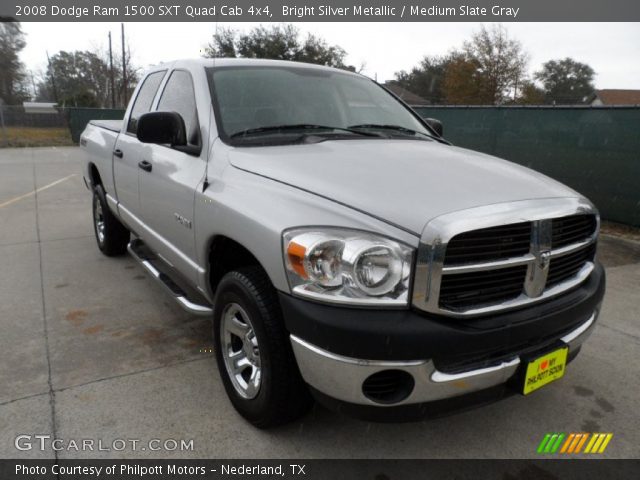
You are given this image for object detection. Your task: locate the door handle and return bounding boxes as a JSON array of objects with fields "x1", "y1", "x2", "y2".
[
  {"x1": 113, "y1": 149, "x2": 123, "y2": 158},
  {"x1": 138, "y1": 160, "x2": 153, "y2": 172}
]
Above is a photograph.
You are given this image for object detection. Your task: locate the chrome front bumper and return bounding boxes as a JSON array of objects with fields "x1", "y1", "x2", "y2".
[{"x1": 290, "y1": 311, "x2": 598, "y2": 407}]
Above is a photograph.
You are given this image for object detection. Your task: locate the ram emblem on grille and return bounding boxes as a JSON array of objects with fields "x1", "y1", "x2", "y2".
[
  {"x1": 525, "y1": 219, "x2": 553, "y2": 298},
  {"x1": 526, "y1": 249, "x2": 551, "y2": 298}
]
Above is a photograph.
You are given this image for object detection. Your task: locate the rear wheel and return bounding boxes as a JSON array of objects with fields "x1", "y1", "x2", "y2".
[
  {"x1": 213, "y1": 267, "x2": 312, "y2": 428},
  {"x1": 92, "y1": 184, "x2": 129, "y2": 256}
]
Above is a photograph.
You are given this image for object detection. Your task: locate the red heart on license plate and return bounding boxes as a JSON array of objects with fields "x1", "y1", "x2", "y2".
[{"x1": 541, "y1": 360, "x2": 549, "y2": 370}]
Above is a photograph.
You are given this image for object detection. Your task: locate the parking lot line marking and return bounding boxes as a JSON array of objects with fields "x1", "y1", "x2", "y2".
[{"x1": 0, "y1": 173, "x2": 77, "y2": 209}]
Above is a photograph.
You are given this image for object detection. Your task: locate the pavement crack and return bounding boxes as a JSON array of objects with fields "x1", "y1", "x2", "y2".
[
  {"x1": 54, "y1": 356, "x2": 210, "y2": 394},
  {"x1": 0, "y1": 391, "x2": 50, "y2": 407},
  {"x1": 32, "y1": 161, "x2": 61, "y2": 471},
  {"x1": 0, "y1": 236, "x2": 94, "y2": 249},
  {"x1": 598, "y1": 323, "x2": 640, "y2": 343}
]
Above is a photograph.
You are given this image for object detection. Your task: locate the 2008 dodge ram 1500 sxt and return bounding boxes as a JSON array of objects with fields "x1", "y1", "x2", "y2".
[{"x1": 82, "y1": 58, "x2": 605, "y2": 428}]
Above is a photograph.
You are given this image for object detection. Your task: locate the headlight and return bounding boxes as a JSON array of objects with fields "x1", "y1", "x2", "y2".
[{"x1": 283, "y1": 228, "x2": 413, "y2": 306}]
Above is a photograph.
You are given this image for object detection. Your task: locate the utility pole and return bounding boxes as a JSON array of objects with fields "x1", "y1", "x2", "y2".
[
  {"x1": 121, "y1": 23, "x2": 128, "y2": 107},
  {"x1": 46, "y1": 51, "x2": 59, "y2": 104},
  {"x1": 108, "y1": 31, "x2": 116, "y2": 108}
]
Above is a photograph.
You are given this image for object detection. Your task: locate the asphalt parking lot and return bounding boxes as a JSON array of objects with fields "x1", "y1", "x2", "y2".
[{"x1": 0, "y1": 146, "x2": 639, "y2": 459}]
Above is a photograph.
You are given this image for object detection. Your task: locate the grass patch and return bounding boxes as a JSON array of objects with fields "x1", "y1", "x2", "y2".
[{"x1": 0, "y1": 127, "x2": 74, "y2": 148}]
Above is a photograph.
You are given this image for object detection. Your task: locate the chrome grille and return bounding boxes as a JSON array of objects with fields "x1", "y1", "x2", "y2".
[
  {"x1": 551, "y1": 215, "x2": 598, "y2": 248},
  {"x1": 547, "y1": 243, "x2": 597, "y2": 288},
  {"x1": 412, "y1": 198, "x2": 599, "y2": 317},
  {"x1": 444, "y1": 222, "x2": 531, "y2": 264},
  {"x1": 439, "y1": 265, "x2": 528, "y2": 310}
]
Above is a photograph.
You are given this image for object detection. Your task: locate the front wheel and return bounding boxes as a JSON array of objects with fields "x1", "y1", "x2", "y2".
[
  {"x1": 92, "y1": 184, "x2": 129, "y2": 256},
  {"x1": 213, "y1": 267, "x2": 312, "y2": 428}
]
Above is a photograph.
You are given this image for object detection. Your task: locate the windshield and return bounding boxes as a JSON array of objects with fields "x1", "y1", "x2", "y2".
[{"x1": 207, "y1": 65, "x2": 433, "y2": 145}]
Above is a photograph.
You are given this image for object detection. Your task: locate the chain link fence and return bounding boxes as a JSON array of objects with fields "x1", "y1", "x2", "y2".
[
  {"x1": 0, "y1": 105, "x2": 125, "y2": 147},
  {"x1": 0, "y1": 104, "x2": 71, "y2": 148}
]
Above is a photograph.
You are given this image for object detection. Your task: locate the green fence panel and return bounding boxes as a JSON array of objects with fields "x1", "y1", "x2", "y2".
[
  {"x1": 414, "y1": 106, "x2": 640, "y2": 227},
  {"x1": 67, "y1": 108, "x2": 125, "y2": 144}
]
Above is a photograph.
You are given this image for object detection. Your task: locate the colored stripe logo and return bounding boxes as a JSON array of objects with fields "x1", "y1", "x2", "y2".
[{"x1": 537, "y1": 433, "x2": 613, "y2": 454}]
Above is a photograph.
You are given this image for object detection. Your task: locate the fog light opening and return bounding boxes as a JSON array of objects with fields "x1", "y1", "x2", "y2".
[{"x1": 362, "y1": 369, "x2": 415, "y2": 405}]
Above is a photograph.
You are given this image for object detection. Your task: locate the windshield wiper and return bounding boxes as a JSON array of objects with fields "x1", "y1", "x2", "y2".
[
  {"x1": 348, "y1": 124, "x2": 434, "y2": 139},
  {"x1": 230, "y1": 124, "x2": 380, "y2": 139}
]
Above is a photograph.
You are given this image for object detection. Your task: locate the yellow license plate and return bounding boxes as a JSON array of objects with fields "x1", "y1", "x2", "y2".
[{"x1": 523, "y1": 347, "x2": 568, "y2": 395}]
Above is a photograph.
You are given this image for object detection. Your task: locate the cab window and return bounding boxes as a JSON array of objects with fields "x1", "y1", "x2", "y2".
[
  {"x1": 126, "y1": 71, "x2": 166, "y2": 134},
  {"x1": 157, "y1": 70, "x2": 200, "y2": 147}
]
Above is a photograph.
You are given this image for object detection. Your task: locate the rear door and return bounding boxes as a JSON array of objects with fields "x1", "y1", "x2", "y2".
[
  {"x1": 112, "y1": 70, "x2": 166, "y2": 223},
  {"x1": 138, "y1": 69, "x2": 208, "y2": 282}
]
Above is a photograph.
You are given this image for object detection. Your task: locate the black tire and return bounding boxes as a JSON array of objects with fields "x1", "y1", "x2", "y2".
[
  {"x1": 92, "y1": 184, "x2": 129, "y2": 256},
  {"x1": 213, "y1": 267, "x2": 313, "y2": 428}
]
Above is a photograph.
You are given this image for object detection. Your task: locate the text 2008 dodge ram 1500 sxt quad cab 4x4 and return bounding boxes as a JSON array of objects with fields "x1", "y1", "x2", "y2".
[{"x1": 81, "y1": 59, "x2": 605, "y2": 428}]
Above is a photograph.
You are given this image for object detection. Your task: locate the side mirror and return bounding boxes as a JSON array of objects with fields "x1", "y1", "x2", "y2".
[
  {"x1": 137, "y1": 111, "x2": 187, "y2": 146},
  {"x1": 425, "y1": 117, "x2": 443, "y2": 137}
]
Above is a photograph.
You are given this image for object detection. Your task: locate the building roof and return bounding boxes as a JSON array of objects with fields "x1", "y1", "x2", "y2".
[
  {"x1": 23, "y1": 102, "x2": 58, "y2": 114},
  {"x1": 590, "y1": 89, "x2": 640, "y2": 105},
  {"x1": 382, "y1": 82, "x2": 429, "y2": 105}
]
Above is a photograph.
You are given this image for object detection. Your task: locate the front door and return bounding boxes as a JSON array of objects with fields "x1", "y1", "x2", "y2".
[{"x1": 138, "y1": 69, "x2": 207, "y2": 282}]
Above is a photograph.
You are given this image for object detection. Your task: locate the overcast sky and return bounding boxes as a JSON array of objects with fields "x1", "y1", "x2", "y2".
[{"x1": 20, "y1": 22, "x2": 640, "y2": 88}]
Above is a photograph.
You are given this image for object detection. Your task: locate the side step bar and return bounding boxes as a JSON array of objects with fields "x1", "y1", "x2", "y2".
[{"x1": 127, "y1": 239, "x2": 213, "y2": 316}]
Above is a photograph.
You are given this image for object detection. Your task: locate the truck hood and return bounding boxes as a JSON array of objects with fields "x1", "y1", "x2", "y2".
[{"x1": 228, "y1": 139, "x2": 579, "y2": 235}]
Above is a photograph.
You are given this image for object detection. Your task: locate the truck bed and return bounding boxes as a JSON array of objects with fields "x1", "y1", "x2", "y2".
[{"x1": 82, "y1": 121, "x2": 122, "y2": 197}]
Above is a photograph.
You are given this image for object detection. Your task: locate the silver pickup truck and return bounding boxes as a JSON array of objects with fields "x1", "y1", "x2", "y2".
[{"x1": 81, "y1": 58, "x2": 605, "y2": 428}]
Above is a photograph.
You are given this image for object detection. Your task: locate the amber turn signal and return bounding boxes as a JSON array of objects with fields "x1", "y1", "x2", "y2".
[{"x1": 287, "y1": 241, "x2": 308, "y2": 278}]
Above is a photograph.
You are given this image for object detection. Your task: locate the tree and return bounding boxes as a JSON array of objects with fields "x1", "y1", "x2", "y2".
[
  {"x1": 442, "y1": 54, "x2": 490, "y2": 105},
  {"x1": 93, "y1": 43, "x2": 140, "y2": 108},
  {"x1": 414, "y1": 25, "x2": 529, "y2": 105},
  {"x1": 534, "y1": 58, "x2": 595, "y2": 104},
  {"x1": 37, "y1": 51, "x2": 107, "y2": 107},
  {"x1": 394, "y1": 55, "x2": 454, "y2": 104},
  {"x1": 37, "y1": 48, "x2": 139, "y2": 108},
  {"x1": 205, "y1": 27, "x2": 237, "y2": 58},
  {"x1": 516, "y1": 81, "x2": 546, "y2": 105},
  {"x1": 462, "y1": 24, "x2": 529, "y2": 104},
  {"x1": 0, "y1": 22, "x2": 29, "y2": 104},
  {"x1": 204, "y1": 24, "x2": 347, "y2": 68}
]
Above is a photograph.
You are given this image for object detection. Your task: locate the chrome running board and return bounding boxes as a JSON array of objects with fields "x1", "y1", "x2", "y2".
[{"x1": 127, "y1": 239, "x2": 213, "y2": 316}]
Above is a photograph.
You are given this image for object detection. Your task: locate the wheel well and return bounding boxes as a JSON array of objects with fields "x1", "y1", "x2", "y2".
[
  {"x1": 88, "y1": 163, "x2": 102, "y2": 187},
  {"x1": 208, "y1": 237, "x2": 263, "y2": 293}
]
